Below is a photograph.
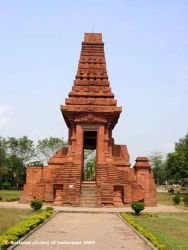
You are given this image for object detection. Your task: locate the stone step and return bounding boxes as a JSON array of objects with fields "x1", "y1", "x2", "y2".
[
  {"x1": 81, "y1": 196, "x2": 96, "y2": 201},
  {"x1": 80, "y1": 202, "x2": 96, "y2": 206},
  {"x1": 81, "y1": 188, "x2": 96, "y2": 191},
  {"x1": 80, "y1": 195, "x2": 96, "y2": 199},
  {"x1": 81, "y1": 189, "x2": 96, "y2": 192},
  {"x1": 80, "y1": 193, "x2": 96, "y2": 196},
  {"x1": 80, "y1": 193, "x2": 96, "y2": 197},
  {"x1": 80, "y1": 199, "x2": 96, "y2": 202},
  {"x1": 81, "y1": 190, "x2": 96, "y2": 193},
  {"x1": 80, "y1": 202, "x2": 96, "y2": 205},
  {"x1": 80, "y1": 202, "x2": 96, "y2": 204},
  {"x1": 81, "y1": 186, "x2": 96, "y2": 189},
  {"x1": 81, "y1": 191, "x2": 96, "y2": 195},
  {"x1": 81, "y1": 192, "x2": 96, "y2": 194},
  {"x1": 81, "y1": 185, "x2": 96, "y2": 187},
  {"x1": 80, "y1": 182, "x2": 97, "y2": 207},
  {"x1": 80, "y1": 203, "x2": 96, "y2": 207}
]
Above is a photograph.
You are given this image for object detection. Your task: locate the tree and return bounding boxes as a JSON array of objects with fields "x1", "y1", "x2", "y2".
[
  {"x1": 0, "y1": 137, "x2": 7, "y2": 166},
  {"x1": 149, "y1": 152, "x2": 165, "y2": 185},
  {"x1": 0, "y1": 137, "x2": 8, "y2": 185},
  {"x1": 36, "y1": 137, "x2": 67, "y2": 163},
  {"x1": 166, "y1": 133, "x2": 188, "y2": 185},
  {"x1": 7, "y1": 136, "x2": 35, "y2": 189},
  {"x1": 83, "y1": 150, "x2": 96, "y2": 181},
  {"x1": 84, "y1": 159, "x2": 96, "y2": 181}
]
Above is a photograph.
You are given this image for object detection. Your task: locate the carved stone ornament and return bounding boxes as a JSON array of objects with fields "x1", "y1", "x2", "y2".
[{"x1": 74, "y1": 113, "x2": 107, "y2": 123}]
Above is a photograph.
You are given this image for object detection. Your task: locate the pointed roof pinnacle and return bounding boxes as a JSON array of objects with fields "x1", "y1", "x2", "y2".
[{"x1": 61, "y1": 33, "x2": 122, "y2": 128}]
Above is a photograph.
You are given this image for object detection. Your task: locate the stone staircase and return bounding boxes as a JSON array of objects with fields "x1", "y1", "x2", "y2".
[{"x1": 80, "y1": 182, "x2": 97, "y2": 207}]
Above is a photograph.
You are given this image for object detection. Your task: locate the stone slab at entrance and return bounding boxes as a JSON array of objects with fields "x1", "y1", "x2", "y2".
[
  {"x1": 20, "y1": 33, "x2": 156, "y2": 207},
  {"x1": 15, "y1": 213, "x2": 150, "y2": 250}
]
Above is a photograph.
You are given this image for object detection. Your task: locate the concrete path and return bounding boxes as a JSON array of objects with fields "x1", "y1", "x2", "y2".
[
  {"x1": 15, "y1": 213, "x2": 150, "y2": 250},
  {"x1": 0, "y1": 201, "x2": 187, "y2": 213}
]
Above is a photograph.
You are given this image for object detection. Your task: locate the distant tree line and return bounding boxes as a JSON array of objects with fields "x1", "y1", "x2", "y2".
[
  {"x1": 1, "y1": 132, "x2": 188, "y2": 189},
  {"x1": 149, "y1": 133, "x2": 188, "y2": 186},
  {"x1": 0, "y1": 136, "x2": 66, "y2": 190}
]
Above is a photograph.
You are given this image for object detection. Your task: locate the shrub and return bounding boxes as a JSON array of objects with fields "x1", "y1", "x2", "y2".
[
  {"x1": 0, "y1": 210, "x2": 53, "y2": 249},
  {"x1": 30, "y1": 198, "x2": 43, "y2": 210},
  {"x1": 0, "y1": 196, "x2": 2, "y2": 201},
  {"x1": 131, "y1": 201, "x2": 145, "y2": 215},
  {"x1": 1, "y1": 182, "x2": 11, "y2": 190},
  {"x1": 121, "y1": 213, "x2": 167, "y2": 250},
  {"x1": 168, "y1": 188, "x2": 174, "y2": 194},
  {"x1": 46, "y1": 206, "x2": 54, "y2": 211},
  {"x1": 183, "y1": 195, "x2": 188, "y2": 207},
  {"x1": 172, "y1": 192, "x2": 181, "y2": 205},
  {"x1": 5, "y1": 197, "x2": 19, "y2": 202}
]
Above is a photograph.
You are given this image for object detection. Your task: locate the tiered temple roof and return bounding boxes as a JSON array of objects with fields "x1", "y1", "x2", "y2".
[{"x1": 61, "y1": 33, "x2": 121, "y2": 128}]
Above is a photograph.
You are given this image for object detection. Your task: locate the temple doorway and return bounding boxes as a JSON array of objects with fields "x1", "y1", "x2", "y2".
[{"x1": 83, "y1": 131, "x2": 97, "y2": 181}]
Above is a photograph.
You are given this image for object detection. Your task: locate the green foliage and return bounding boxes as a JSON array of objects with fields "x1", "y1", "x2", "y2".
[
  {"x1": 157, "y1": 191, "x2": 188, "y2": 209},
  {"x1": 149, "y1": 152, "x2": 166, "y2": 185},
  {"x1": 83, "y1": 149, "x2": 96, "y2": 181},
  {"x1": 7, "y1": 136, "x2": 35, "y2": 162},
  {"x1": 168, "y1": 188, "x2": 174, "y2": 194},
  {"x1": 84, "y1": 159, "x2": 96, "y2": 181},
  {"x1": 183, "y1": 195, "x2": 188, "y2": 207},
  {"x1": 36, "y1": 137, "x2": 67, "y2": 162},
  {"x1": 5, "y1": 197, "x2": 19, "y2": 202},
  {"x1": 0, "y1": 190, "x2": 20, "y2": 202},
  {"x1": 121, "y1": 213, "x2": 167, "y2": 250},
  {"x1": 166, "y1": 152, "x2": 186, "y2": 183},
  {"x1": 131, "y1": 201, "x2": 145, "y2": 215},
  {"x1": 0, "y1": 210, "x2": 53, "y2": 249},
  {"x1": 149, "y1": 152, "x2": 163, "y2": 169},
  {"x1": 30, "y1": 198, "x2": 43, "y2": 210},
  {"x1": 0, "y1": 136, "x2": 66, "y2": 190},
  {"x1": 0, "y1": 137, "x2": 8, "y2": 166},
  {"x1": 1, "y1": 182, "x2": 11, "y2": 190},
  {"x1": 166, "y1": 133, "x2": 188, "y2": 184},
  {"x1": 8, "y1": 136, "x2": 36, "y2": 189},
  {"x1": 0, "y1": 136, "x2": 35, "y2": 190},
  {"x1": 130, "y1": 212, "x2": 188, "y2": 250},
  {"x1": 0, "y1": 137, "x2": 9, "y2": 187},
  {"x1": 45, "y1": 206, "x2": 54, "y2": 211},
  {"x1": 148, "y1": 133, "x2": 188, "y2": 185},
  {"x1": 0, "y1": 208, "x2": 38, "y2": 234},
  {"x1": 172, "y1": 193, "x2": 181, "y2": 204}
]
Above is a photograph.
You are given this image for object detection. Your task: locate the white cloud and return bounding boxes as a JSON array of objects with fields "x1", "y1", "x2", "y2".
[{"x1": 0, "y1": 104, "x2": 11, "y2": 133}]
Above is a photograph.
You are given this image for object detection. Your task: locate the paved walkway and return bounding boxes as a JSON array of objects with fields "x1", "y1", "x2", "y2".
[
  {"x1": 1, "y1": 202, "x2": 187, "y2": 249},
  {"x1": 15, "y1": 213, "x2": 150, "y2": 250},
  {"x1": 0, "y1": 201, "x2": 187, "y2": 213}
]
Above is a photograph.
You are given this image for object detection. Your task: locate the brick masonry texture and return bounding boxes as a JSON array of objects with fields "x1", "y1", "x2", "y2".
[{"x1": 20, "y1": 33, "x2": 156, "y2": 207}]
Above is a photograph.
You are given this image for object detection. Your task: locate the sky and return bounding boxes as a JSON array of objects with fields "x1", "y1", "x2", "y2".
[{"x1": 0, "y1": 0, "x2": 187, "y2": 164}]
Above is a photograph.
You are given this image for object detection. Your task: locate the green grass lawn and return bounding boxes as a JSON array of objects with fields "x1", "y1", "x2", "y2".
[
  {"x1": 157, "y1": 192, "x2": 174, "y2": 206},
  {"x1": 157, "y1": 192, "x2": 188, "y2": 210},
  {"x1": 0, "y1": 190, "x2": 21, "y2": 201},
  {"x1": 0, "y1": 208, "x2": 39, "y2": 235},
  {"x1": 132, "y1": 213, "x2": 188, "y2": 250}
]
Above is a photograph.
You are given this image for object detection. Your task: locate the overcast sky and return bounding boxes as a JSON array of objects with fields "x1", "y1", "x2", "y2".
[{"x1": 0, "y1": 0, "x2": 187, "y2": 164}]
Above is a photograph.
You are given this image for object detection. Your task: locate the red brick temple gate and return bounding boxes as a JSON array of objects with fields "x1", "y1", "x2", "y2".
[{"x1": 20, "y1": 33, "x2": 156, "y2": 207}]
